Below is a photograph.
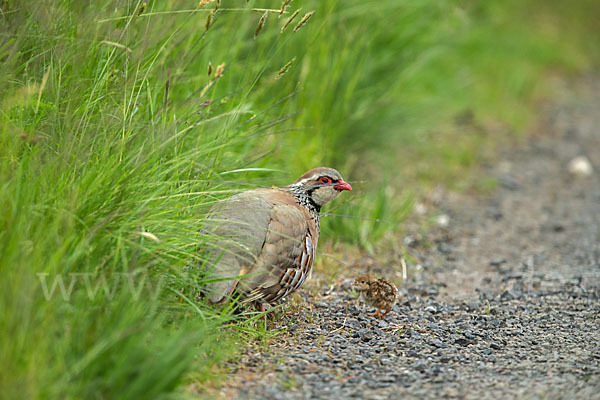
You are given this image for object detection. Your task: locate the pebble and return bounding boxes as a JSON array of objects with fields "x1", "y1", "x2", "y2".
[
  {"x1": 436, "y1": 214, "x2": 450, "y2": 227},
  {"x1": 424, "y1": 305, "x2": 438, "y2": 313},
  {"x1": 568, "y1": 155, "x2": 593, "y2": 176},
  {"x1": 490, "y1": 257, "x2": 507, "y2": 266}
]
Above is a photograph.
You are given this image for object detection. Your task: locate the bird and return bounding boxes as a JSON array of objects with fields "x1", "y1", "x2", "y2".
[
  {"x1": 352, "y1": 273, "x2": 398, "y2": 318},
  {"x1": 199, "y1": 167, "x2": 352, "y2": 310}
]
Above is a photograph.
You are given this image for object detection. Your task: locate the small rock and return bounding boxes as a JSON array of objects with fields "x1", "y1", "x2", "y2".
[
  {"x1": 411, "y1": 359, "x2": 428, "y2": 372},
  {"x1": 424, "y1": 305, "x2": 438, "y2": 313},
  {"x1": 552, "y1": 223, "x2": 565, "y2": 232},
  {"x1": 490, "y1": 342, "x2": 503, "y2": 350},
  {"x1": 498, "y1": 173, "x2": 520, "y2": 190},
  {"x1": 436, "y1": 214, "x2": 450, "y2": 227},
  {"x1": 502, "y1": 273, "x2": 523, "y2": 282},
  {"x1": 490, "y1": 257, "x2": 507, "y2": 267},
  {"x1": 431, "y1": 338, "x2": 447, "y2": 348},
  {"x1": 568, "y1": 155, "x2": 593, "y2": 176},
  {"x1": 486, "y1": 207, "x2": 503, "y2": 220},
  {"x1": 414, "y1": 202, "x2": 427, "y2": 215},
  {"x1": 463, "y1": 331, "x2": 475, "y2": 340},
  {"x1": 440, "y1": 354, "x2": 453, "y2": 363},
  {"x1": 438, "y1": 243, "x2": 453, "y2": 254},
  {"x1": 500, "y1": 290, "x2": 515, "y2": 301},
  {"x1": 404, "y1": 235, "x2": 419, "y2": 247},
  {"x1": 443, "y1": 387, "x2": 460, "y2": 397}
]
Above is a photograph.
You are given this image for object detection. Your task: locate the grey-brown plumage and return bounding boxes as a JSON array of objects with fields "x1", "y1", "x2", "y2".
[
  {"x1": 200, "y1": 167, "x2": 352, "y2": 306},
  {"x1": 353, "y1": 273, "x2": 398, "y2": 318}
]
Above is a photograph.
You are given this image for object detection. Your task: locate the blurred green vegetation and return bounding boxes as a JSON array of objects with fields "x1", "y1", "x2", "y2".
[{"x1": 1, "y1": 0, "x2": 599, "y2": 397}]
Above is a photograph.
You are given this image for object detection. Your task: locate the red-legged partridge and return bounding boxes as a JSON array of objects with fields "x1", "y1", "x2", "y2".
[
  {"x1": 200, "y1": 167, "x2": 352, "y2": 308},
  {"x1": 353, "y1": 273, "x2": 398, "y2": 318}
]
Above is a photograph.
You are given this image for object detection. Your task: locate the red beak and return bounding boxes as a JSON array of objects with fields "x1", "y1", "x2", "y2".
[{"x1": 334, "y1": 180, "x2": 352, "y2": 191}]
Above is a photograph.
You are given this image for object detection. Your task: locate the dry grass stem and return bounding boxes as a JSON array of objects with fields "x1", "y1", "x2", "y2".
[
  {"x1": 200, "y1": 63, "x2": 224, "y2": 97},
  {"x1": 279, "y1": 0, "x2": 292, "y2": 18},
  {"x1": 199, "y1": 82, "x2": 213, "y2": 98},
  {"x1": 164, "y1": 68, "x2": 171, "y2": 112},
  {"x1": 35, "y1": 68, "x2": 50, "y2": 114},
  {"x1": 99, "y1": 40, "x2": 132, "y2": 53},
  {"x1": 293, "y1": 11, "x2": 314, "y2": 33},
  {"x1": 401, "y1": 256, "x2": 407, "y2": 281},
  {"x1": 254, "y1": 11, "x2": 268, "y2": 40},
  {"x1": 138, "y1": 231, "x2": 160, "y2": 242},
  {"x1": 280, "y1": 8, "x2": 300, "y2": 33},
  {"x1": 275, "y1": 57, "x2": 296, "y2": 80},
  {"x1": 329, "y1": 317, "x2": 348, "y2": 334}
]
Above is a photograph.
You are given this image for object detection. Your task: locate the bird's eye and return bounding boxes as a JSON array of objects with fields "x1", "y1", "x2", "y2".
[{"x1": 319, "y1": 177, "x2": 332, "y2": 184}]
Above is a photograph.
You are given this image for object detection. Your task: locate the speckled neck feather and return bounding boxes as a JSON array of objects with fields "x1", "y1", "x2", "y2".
[{"x1": 288, "y1": 184, "x2": 320, "y2": 231}]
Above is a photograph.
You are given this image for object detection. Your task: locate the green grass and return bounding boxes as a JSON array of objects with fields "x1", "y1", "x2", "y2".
[{"x1": 1, "y1": 0, "x2": 599, "y2": 398}]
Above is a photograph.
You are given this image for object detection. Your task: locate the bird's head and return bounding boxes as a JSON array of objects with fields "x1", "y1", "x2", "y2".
[
  {"x1": 352, "y1": 273, "x2": 375, "y2": 292},
  {"x1": 290, "y1": 167, "x2": 352, "y2": 209}
]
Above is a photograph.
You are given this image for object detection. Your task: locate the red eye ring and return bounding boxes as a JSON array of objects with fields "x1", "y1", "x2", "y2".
[{"x1": 319, "y1": 177, "x2": 332, "y2": 185}]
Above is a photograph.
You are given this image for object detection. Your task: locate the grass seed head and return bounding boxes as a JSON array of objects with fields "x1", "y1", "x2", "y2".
[
  {"x1": 281, "y1": 8, "x2": 300, "y2": 33},
  {"x1": 275, "y1": 57, "x2": 296, "y2": 80},
  {"x1": 293, "y1": 11, "x2": 315, "y2": 33},
  {"x1": 205, "y1": 10, "x2": 214, "y2": 30},
  {"x1": 214, "y1": 63, "x2": 225, "y2": 80},
  {"x1": 255, "y1": 11, "x2": 268, "y2": 40},
  {"x1": 208, "y1": 62, "x2": 212, "y2": 76},
  {"x1": 279, "y1": 0, "x2": 292, "y2": 18},
  {"x1": 138, "y1": 1, "x2": 147, "y2": 15},
  {"x1": 198, "y1": 0, "x2": 213, "y2": 6}
]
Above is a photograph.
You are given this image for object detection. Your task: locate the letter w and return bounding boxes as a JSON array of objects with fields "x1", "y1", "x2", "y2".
[{"x1": 37, "y1": 273, "x2": 77, "y2": 301}]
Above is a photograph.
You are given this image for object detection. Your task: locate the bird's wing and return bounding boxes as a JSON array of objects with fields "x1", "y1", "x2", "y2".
[
  {"x1": 200, "y1": 189, "x2": 317, "y2": 304},
  {"x1": 200, "y1": 189, "x2": 274, "y2": 304},
  {"x1": 380, "y1": 280, "x2": 398, "y2": 303},
  {"x1": 242, "y1": 191, "x2": 318, "y2": 303}
]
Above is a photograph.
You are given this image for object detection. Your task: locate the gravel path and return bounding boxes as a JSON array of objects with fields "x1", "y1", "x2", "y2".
[{"x1": 213, "y1": 81, "x2": 600, "y2": 399}]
